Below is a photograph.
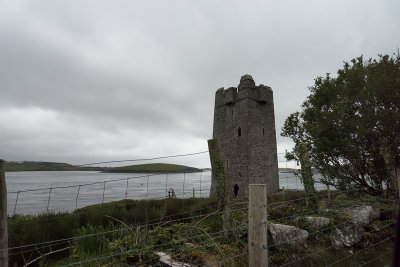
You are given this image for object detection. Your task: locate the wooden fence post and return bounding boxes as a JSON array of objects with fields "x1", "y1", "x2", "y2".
[
  {"x1": 208, "y1": 139, "x2": 233, "y2": 241},
  {"x1": 397, "y1": 168, "x2": 400, "y2": 197},
  {"x1": 0, "y1": 160, "x2": 8, "y2": 267},
  {"x1": 248, "y1": 184, "x2": 268, "y2": 267}
]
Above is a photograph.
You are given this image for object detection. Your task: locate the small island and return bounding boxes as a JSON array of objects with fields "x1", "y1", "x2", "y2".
[
  {"x1": 103, "y1": 163, "x2": 201, "y2": 173},
  {"x1": 4, "y1": 161, "x2": 104, "y2": 172},
  {"x1": 4, "y1": 161, "x2": 202, "y2": 173}
]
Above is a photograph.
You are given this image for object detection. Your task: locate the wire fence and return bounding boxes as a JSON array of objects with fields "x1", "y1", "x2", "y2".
[
  {"x1": 3, "y1": 150, "x2": 399, "y2": 266},
  {"x1": 5, "y1": 155, "x2": 325, "y2": 216},
  {"x1": 7, "y1": 171, "x2": 212, "y2": 215}
]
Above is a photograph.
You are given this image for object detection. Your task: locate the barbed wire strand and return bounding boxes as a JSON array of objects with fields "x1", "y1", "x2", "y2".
[
  {"x1": 280, "y1": 221, "x2": 395, "y2": 266},
  {"x1": 271, "y1": 213, "x2": 394, "y2": 249},
  {"x1": 59, "y1": 221, "x2": 266, "y2": 266},
  {"x1": 326, "y1": 235, "x2": 395, "y2": 267},
  {"x1": 360, "y1": 248, "x2": 394, "y2": 267},
  {"x1": 9, "y1": 193, "x2": 392, "y2": 261},
  {"x1": 74, "y1": 151, "x2": 209, "y2": 167},
  {"x1": 5, "y1": 205, "x2": 250, "y2": 253},
  {"x1": 271, "y1": 191, "x2": 393, "y2": 224},
  {"x1": 8, "y1": 172, "x2": 169, "y2": 194},
  {"x1": 11, "y1": 202, "x2": 248, "y2": 258},
  {"x1": 9, "y1": 193, "x2": 248, "y2": 227},
  {"x1": 9, "y1": 190, "x2": 391, "y2": 253},
  {"x1": 268, "y1": 186, "x2": 369, "y2": 208},
  {"x1": 201, "y1": 251, "x2": 248, "y2": 266}
]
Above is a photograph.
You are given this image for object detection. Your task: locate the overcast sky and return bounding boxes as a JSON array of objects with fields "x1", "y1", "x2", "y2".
[{"x1": 1, "y1": 0, "x2": 399, "y2": 168}]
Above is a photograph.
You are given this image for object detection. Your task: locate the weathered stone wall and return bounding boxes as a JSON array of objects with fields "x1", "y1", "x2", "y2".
[{"x1": 210, "y1": 75, "x2": 279, "y2": 197}]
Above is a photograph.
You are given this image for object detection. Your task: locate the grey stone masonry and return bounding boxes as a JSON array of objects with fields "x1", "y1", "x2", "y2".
[{"x1": 210, "y1": 75, "x2": 279, "y2": 197}]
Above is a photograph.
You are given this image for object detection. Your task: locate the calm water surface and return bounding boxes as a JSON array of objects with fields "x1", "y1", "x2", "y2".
[{"x1": 5, "y1": 171, "x2": 327, "y2": 215}]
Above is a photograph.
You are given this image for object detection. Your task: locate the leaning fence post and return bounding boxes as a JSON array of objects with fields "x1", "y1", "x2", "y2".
[
  {"x1": 208, "y1": 139, "x2": 233, "y2": 241},
  {"x1": 248, "y1": 184, "x2": 268, "y2": 267},
  {"x1": 327, "y1": 184, "x2": 331, "y2": 202},
  {"x1": 75, "y1": 185, "x2": 81, "y2": 211},
  {"x1": 199, "y1": 171, "x2": 202, "y2": 198},
  {"x1": 46, "y1": 187, "x2": 52, "y2": 213},
  {"x1": 0, "y1": 160, "x2": 8, "y2": 267},
  {"x1": 14, "y1": 191, "x2": 20, "y2": 215},
  {"x1": 102, "y1": 182, "x2": 106, "y2": 205}
]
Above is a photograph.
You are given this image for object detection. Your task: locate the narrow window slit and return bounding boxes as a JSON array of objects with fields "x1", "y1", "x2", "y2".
[{"x1": 233, "y1": 184, "x2": 239, "y2": 197}]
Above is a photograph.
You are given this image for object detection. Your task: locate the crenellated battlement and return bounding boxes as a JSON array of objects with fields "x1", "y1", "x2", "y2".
[{"x1": 215, "y1": 75, "x2": 273, "y2": 107}]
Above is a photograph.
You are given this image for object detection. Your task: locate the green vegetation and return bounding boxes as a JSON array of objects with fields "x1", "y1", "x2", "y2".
[
  {"x1": 268, "y1": 191, "x2": 395, "y2": 267},
  {"x1": 4, "y1": 161, "x2": 104, "y2": 172},
  {"x1": 282, "y1": 52, "x2": 400, "y2": 195},
  {"x1": 104, "y1": 163, "x2": 201, "y2": 173},
  {"x1": 8, "y1": 190, "x2": 396, "y2": 266},
  {"x1": 9, "y1": 198, "x2": 218, "y2": 266},
  {"x1": 4, "y1": 161, "x2": 201, "y2": 174}
]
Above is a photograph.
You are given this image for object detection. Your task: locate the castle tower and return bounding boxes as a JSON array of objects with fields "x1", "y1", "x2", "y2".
[{"x1": 210, "y1": 75, "x2": 279, "y2": 197}]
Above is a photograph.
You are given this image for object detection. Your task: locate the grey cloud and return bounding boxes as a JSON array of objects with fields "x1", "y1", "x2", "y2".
[{"x1": 0, "y1": 0, "x2": 399, "y2": 166}]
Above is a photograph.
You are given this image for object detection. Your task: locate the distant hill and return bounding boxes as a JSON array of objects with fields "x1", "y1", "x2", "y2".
[
  {"x1": 278, "y1": 168, "x2": 320, "y2": 175},
  {"x1": 4, "y1": 161, "x2": 104, "y2": 172},
  {"x1": 104, "y1": 163, "x2": 201, "y2": 173},
  {"x1": 278, "y1": 168, "x2": 298, "y2": 173}
]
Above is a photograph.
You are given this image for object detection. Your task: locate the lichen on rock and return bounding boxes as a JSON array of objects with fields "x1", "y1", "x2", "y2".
[
  {"x1": 269, "y1": 223, "x2": 308, "y2": 246},
  {"x1": 331, "y1": 224, "x2": 364, "y2": 248},
  {"x1": 342, "y1": 205, "x2": 380, "y2": 226},
  {"x1": 294, "y1": 216, "x2": 331, "y2": 231}
]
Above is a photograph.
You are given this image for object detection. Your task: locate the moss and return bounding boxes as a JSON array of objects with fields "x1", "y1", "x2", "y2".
[{"x1": 364, "y1": 220, "x2": 394, "y2": 244}]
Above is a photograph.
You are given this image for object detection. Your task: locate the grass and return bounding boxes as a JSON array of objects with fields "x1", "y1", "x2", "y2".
[
  {"x1": 7, "y1": 190, "x2": 397, "y2": 266},
  {"x1": 104, "y1": 163, "x2": 201, "y2": 173},
  {"x1": 8, "y1": 198, "x2": 217, "y2": 266}
]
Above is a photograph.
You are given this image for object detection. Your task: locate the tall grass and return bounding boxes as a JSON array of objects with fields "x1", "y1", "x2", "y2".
[{"x1": 8, "y1": 198, "x2": 216, "y2": 266}]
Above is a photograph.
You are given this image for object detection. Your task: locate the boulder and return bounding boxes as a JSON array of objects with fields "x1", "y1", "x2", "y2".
[
  {"x1": 294, "y1": 216, "x2": 331, "y2": 231},
  {"x1": 331, "y1": 224, "x2": 364, "y2": 247},
  {"x1": 269, "y1": 223, "x2": 308, "y2": 246},
  {"x1": 156, "y1": 252, "x2": 193, "y2": 267},
  {"x1": 343, "y1": 205, "x2": 379, "y2": 226}
]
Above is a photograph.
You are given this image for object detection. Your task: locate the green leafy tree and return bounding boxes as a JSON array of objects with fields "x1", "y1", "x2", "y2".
[
  {"x1": 282, "y1": 53, "x2": 400, "y2": 195},
  {"x1": 282, "y1": 113, "x2": 318, "y2": 211}
]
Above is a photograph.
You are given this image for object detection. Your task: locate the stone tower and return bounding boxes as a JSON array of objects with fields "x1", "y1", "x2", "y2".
[{"x1": 211, "y1": 75, "x2": 279, "y2": 197}]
